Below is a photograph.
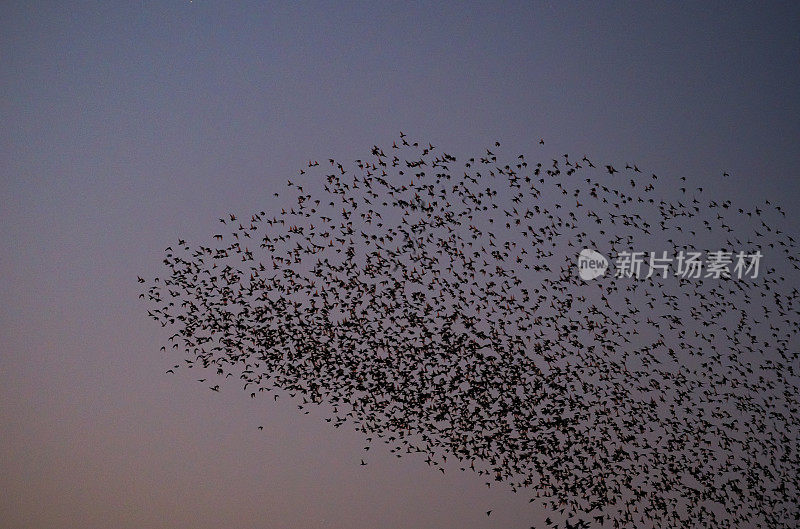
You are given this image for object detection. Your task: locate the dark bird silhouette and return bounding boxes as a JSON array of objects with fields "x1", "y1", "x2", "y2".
[{"x1": 142, "y1": 134, "x2": 800, "y2": 529}]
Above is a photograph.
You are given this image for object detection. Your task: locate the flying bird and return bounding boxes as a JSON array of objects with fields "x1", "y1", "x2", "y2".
[{"x1": 142, "y1": 134, "x2": 800, "y2": 529}]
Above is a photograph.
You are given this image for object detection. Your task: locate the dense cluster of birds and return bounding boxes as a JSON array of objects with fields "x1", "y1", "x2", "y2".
[{"x1": 142, "y1": 134, "x2": 799, "y2": 529}]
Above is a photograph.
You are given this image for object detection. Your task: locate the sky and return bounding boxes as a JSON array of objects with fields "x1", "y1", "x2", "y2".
[{"x1": 1, "y1": 2, "x2": 799, "y2": 528}]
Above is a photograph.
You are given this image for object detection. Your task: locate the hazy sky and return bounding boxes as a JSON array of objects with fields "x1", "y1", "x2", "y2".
[{"x1": 2, "y1": 2, "x2": 799, "y2": 528}]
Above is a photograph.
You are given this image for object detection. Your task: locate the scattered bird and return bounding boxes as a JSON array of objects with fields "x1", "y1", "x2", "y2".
[{"x1": 143, "y1": 133, "x2": 800, "y2": 529}]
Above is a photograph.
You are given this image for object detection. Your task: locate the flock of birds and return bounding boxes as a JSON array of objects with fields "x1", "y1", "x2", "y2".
[{"x1": 142, "y1": 134, "x2": 799, "y2": 528}]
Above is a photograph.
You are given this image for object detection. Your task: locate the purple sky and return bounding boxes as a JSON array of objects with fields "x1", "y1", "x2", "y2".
[{"x1": 2, "y1": 2, "x2": 799, "y2": 528}]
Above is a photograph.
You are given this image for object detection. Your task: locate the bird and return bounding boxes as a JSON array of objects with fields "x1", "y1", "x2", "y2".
[{"x1": 142, "y1": 133, "x2": 800, "y2": 529}]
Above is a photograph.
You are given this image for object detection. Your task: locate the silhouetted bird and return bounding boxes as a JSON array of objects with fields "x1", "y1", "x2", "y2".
[{"x1": 143, "y1": 134, "x2": 800, "y2": 529}]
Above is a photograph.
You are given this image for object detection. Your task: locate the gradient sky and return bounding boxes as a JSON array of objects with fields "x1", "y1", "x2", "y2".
[{"x1": 2, "y1": 2, "x2": 799, "y2": 528}]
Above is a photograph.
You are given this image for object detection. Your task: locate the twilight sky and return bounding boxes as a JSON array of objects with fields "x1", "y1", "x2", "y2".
[{"x1": 2, "y1": 2, "x2": 799, "y2": 528}]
